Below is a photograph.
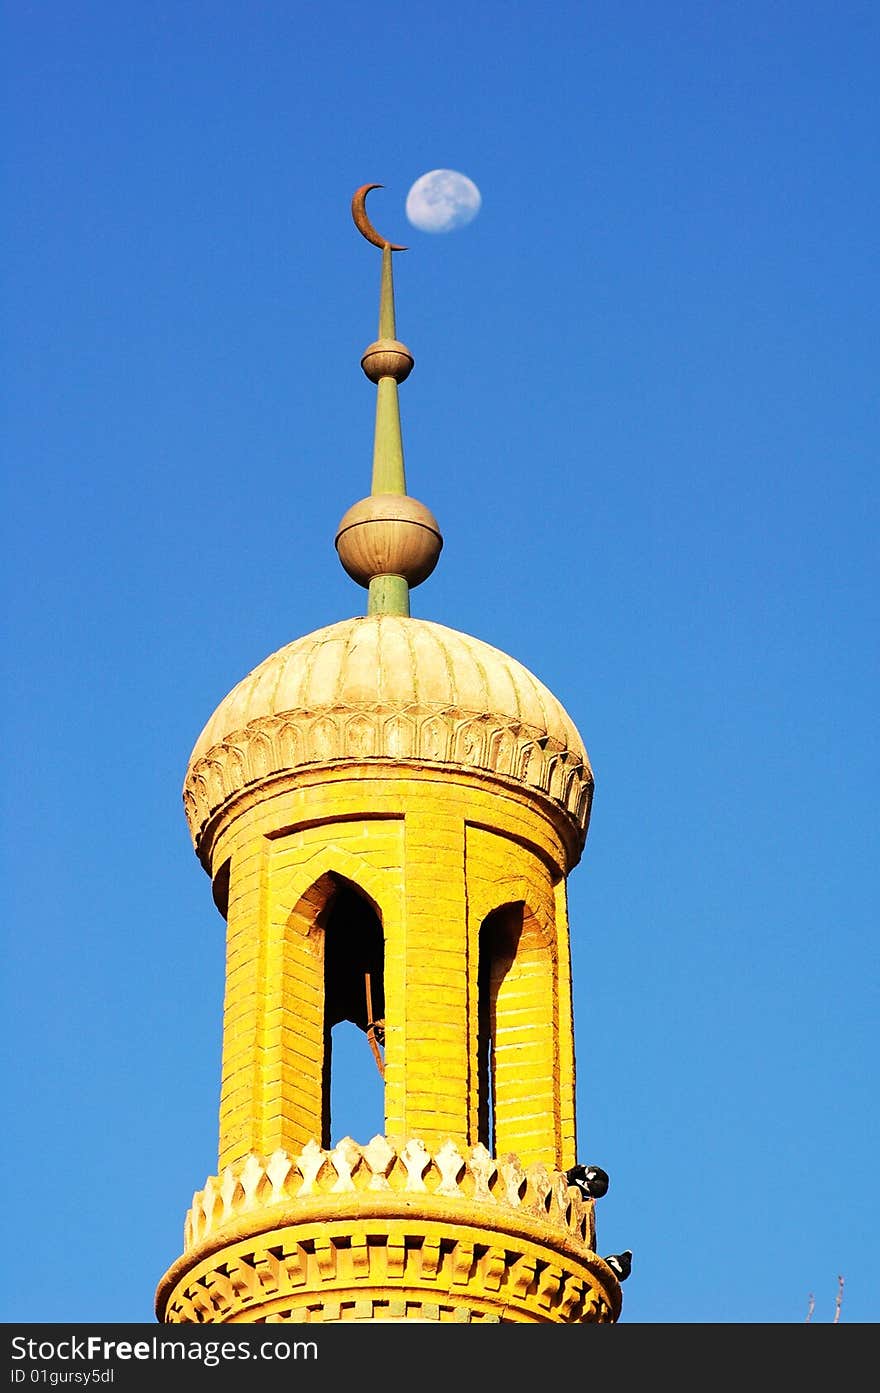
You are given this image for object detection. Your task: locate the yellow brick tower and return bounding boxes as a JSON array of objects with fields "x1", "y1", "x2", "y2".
[{"x1": 155, "y1": 185, "x2": 624, "y2": 1324}]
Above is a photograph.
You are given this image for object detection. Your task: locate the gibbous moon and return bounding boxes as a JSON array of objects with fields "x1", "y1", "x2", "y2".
[{"x1": 405, "y1": 169, "x2": 482, "y2": 234}]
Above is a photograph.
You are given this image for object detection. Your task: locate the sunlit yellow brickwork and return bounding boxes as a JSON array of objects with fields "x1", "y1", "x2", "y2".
[{"x1": 208, "y1": 768, "x2": 576, "y2": 1171}]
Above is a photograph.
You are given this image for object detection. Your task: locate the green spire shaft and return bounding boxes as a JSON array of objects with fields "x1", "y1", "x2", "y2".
[
  {"x1": 370, "y1": 246, "x2": 407, "y2": 498},
  {"x1": 368, "y1": 573, "x2": 409, "y2": 615},
  {"x1": 379, "y1": 242, "x2": 396, "y2": 339}
]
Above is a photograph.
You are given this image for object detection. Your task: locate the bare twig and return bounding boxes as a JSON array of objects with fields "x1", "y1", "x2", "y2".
[
  {"x1": 805, "y1": 1292, "x2": 815, "y2": 1323},
  {"x1": 833, "y1": 1274, "x2": 844, "y2": 1324}
]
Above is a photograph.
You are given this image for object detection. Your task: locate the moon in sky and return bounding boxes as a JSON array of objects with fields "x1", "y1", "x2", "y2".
[{"x1": 405, "y1": 169, "x2": 482, "y2": 234}]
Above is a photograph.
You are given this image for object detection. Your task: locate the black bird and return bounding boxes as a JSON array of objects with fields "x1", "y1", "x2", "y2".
[
  {"x1": 564, "y1": 1164, "x2": 609, "y2": 1200},
  {"x1": 604, "y1": 1251, "x2": 633, "y2": 1282}
]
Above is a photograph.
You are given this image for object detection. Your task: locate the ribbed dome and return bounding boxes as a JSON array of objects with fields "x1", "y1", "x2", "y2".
[
  {"x1": 184, "y1": 615, "x2": 593, "y2": 855},
  {"x1": 191, "y1": 615, "x2": 586, "y2": 762}
]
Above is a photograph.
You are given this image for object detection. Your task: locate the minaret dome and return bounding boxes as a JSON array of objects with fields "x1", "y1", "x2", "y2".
[{"x1": 183, "y1": 614, "x2": 593, "y2": 874}]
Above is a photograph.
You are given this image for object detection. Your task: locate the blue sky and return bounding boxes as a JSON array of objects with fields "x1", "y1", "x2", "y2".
[{"x1": 2, "y1": 0, "x2": 877, "y2": 1325}]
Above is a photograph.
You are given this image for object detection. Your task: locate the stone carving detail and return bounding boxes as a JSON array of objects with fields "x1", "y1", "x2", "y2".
[
  {"x1": 182, "y1": 1135, "x2": 593, "y2": 1253},
  {"x1": 296, "y1": 1139, "x2": 326, "y2": 1196},
  {"x1": 400, "y1": 1137, "x2": 431, "y2": 1192},
  {"x1": 183, "y1": 703, "x2": 593, "y2": 851},
  {"x1": 265, "y1": 1149, "x2": 293, "y2": 1200},
  {"x1": 469, "y1": 1142, "x2": 497, "y2": 1203},
  {"x1": 435, "y1": 1139, "x2": 467, "y2": 1196},
  {"x1": 362, "y1": 1134, "x2": 395, "y2": 1188}
]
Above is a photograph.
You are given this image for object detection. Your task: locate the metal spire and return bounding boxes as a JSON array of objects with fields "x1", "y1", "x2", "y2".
[{"x1": 335, "y1": 184, "x2": 442, "y2": 617}]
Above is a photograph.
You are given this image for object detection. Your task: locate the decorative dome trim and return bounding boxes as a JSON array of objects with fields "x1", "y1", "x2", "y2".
[{"x1": 184, "y1": 618, "x2": 593, "y2": 855}]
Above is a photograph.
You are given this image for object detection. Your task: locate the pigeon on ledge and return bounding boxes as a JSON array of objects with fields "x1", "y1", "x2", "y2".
[
  {"x1": 604, "y1": 1251, "x2": 633, "y2": 1282},
  {"x1": 564, "y1": 1164, "x2": 609, "y2": 1199}
]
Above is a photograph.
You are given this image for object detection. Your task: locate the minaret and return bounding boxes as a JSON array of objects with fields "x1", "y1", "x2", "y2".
[{"x1": 155, "y1": 186, "x2": 623, "y2": 1324}]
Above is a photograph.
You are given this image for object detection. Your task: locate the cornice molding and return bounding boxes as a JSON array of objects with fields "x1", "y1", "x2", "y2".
[{"x1": 184, "y1": 703, "x2": 593, "y2": 858}]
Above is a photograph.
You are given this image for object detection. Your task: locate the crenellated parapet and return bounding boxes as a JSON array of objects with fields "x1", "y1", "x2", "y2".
[
  {"x1": 156, "y1": 1137, "x2": 622, "y2": 1325},
  {"x1": 182, "y1": 1136, "x2": 595, "y2": 1251}
]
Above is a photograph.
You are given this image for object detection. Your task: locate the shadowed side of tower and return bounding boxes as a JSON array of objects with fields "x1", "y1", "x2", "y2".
[{"x1": 155, "y1": 185, "x2": 623, "y2": 1325}]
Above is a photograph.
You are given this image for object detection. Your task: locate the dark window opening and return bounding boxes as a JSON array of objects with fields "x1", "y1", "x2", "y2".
[{"x1": 321, "y1": 877, "x2": 385, "y2": 1148}]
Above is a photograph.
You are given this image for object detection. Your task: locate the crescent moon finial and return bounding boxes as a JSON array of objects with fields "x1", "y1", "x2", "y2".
[{"x1": 352, "y1": 183, "x2": 407, "y2": 251}]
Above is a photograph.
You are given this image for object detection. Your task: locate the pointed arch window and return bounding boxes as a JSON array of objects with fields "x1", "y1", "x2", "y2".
[{"x1": 321, "y1": 875, "x2": 386, "y2": 1146}]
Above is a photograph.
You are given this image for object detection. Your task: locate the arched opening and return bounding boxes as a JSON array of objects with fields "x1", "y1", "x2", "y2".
[
  {"x1": 476, "y1": 903, "x2": 522, "y2": 1152},
  {"x1": 321, "y1": 876, "x2": 385, "y2": 1147}
]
